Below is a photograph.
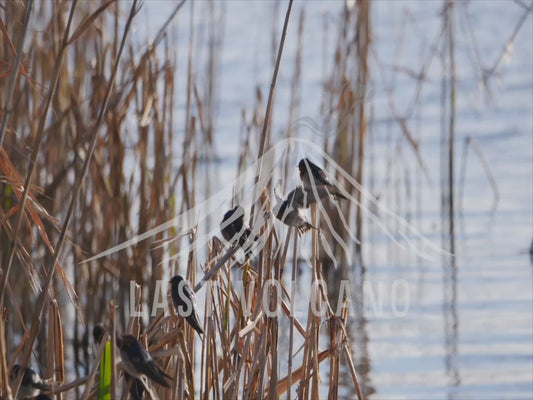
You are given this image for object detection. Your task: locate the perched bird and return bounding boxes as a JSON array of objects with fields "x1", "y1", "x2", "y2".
[
  {"x1": 169, "y1": 275, "x2": 204, "y2": 336},
  {"x1": 33, "y1": 396, "x2": 53, "y2": 400},
  {"x1": 116, "y1": 334, "x2": 171, "y2": 388},
  {"x1": 220, "y1": 205, "x2": 246, "y2": 243},
  {"x1": 10, "y1": 364, "x2": 50, "y2": 399},
  {"x1": 298, "y1": 158, "x2": 347, "y2": 200},
  {"x1": 220, "y1": 205, "x2": 259, "y2": 257},
  {"x1": 273, "y1": 186, "x2": 317, "y2": 234},
  {"x1": 93, "y1": 323, "x2": 106, "y2": 344}
]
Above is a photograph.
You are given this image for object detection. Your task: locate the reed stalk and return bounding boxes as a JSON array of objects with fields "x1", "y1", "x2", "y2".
[
  {"x1": 250, "y1": 0, "x2": 294, "y2": 227},
  {"x1": 0, "y1": 0, "x2": 34, "y2": 149}
]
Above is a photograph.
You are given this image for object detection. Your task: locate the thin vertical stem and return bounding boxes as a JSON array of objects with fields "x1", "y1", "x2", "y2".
[
  {"x1": 110, "y1": 301, "x2": 117, "y2": 400},
  {"x1": 257, "y1": 0, "x2": 293, "y2": 159},
  {"x1": 310, "y1": 205, "x2": 320, "y2": 399},
  {"x1": 0, "y1": 0, "x2": 34, "y2": 148},
  {"x1": 354, "y1": 0, "x2": 370, "y2": 265},
  {"x1": 287, "y1": 228, "x2": 298, "y2": 400},
  {"x1": 447, "y1": 0, "x2": 456, "y2": 261},
  {"x1": 250, "y1": 0, "x2": 294, "y2": 226}
]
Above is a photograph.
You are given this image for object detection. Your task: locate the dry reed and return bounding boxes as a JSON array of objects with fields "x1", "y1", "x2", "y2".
[{"x1": 0, "y1": 1, "x2": 370, "y2": 399}]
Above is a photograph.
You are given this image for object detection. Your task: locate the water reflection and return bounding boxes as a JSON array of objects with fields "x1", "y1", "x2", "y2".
[
  {"x1": 442, "y1": 252, "x2": 461, "y2": 399},
  {"x1": 325, "y1": 261, "x2": 375, "y2": 399}
]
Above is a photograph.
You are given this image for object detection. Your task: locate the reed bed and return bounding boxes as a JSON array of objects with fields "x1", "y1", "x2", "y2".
[
  {"x1": 3, "y1": 0, "x2": 526, "y2": 398},
  {"x1": 0, "y1": 0, "x2": 372, "y2": 399}
]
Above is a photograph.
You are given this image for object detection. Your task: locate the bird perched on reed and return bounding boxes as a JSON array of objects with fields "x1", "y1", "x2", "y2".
[
  {"x1": 116, "y1": 334, "x2": 171, "y2": 388},
  {"x1": 169, "y1": 275, "x2": 204, "y2": 336},
  {"x1": 95, "y1": 325, "x2": 144, "y2": 398},
  {"x1": 220, "y1": 205, "x2": 259, "y2": 257},
  {"x1": 124, "y1": 372, "x2": 145, "y2": 400},
  {"x1": 298, "y1": 158, "x2": 347, "y2": 201},
  {"x1": 273, "y1": 185, "x2": 317, "y2": 234},
  {"x1": 10, "y1": 365, "x2": 51, "y2": 399}
]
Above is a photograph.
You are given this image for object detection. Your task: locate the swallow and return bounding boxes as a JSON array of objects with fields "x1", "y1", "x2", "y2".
[
  {"x1": 220, "y1": 205, "x2": 259, "y2": 257},
  {"x1": 169, "y1": 275, "x2": 204, "y2": 336},
  {"x1": 220, "y1": 205, "x2": 245, "y2": 243},
  {"x1": 273, "y1": 187, "x2": 317, "y2": 234},
  {"x1": 10, "y1": 364, "x2": 51, "y2": 399},
  {"x1": 93, "y1": 323, "x2": 106, "y2": 344},
  {"x1": 116, "y1": 334, "x2": 171, "y2": 388},
  {"x1": 298, "y1": 158, "x2": 347, "y2": 200}
]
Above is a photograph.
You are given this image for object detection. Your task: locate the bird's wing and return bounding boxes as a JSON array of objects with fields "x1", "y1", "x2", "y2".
[
  {"x1": 129, "y1": 341, "x2": 153, "y2": 368},
  {"x1": 144, "y1": 361, "x2": 171, "y2": 388},
  {"x1": 128, "y1": 342, "x2": 169, "y2": 385},
  {"x1": 286, "y1": 187, "x2": 300, "y2": 206},
  {"x1": 186, "y1": 310, "x2": 204, "y2": 335}
]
